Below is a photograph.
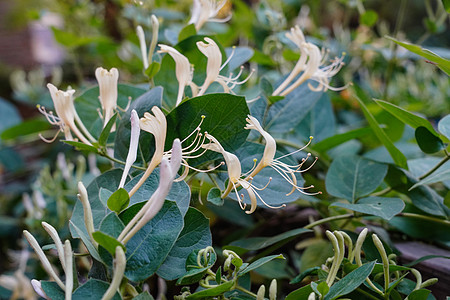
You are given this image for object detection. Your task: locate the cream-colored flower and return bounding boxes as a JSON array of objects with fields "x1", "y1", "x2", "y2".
[
  {"x1": 119, "y1": 110, "x2": 140, "y2": 189},
  {"x1": 272, "y1": 26, "x2": 348, "y2": 97},
  {"x1": 202, "y1": 134, "x2": 282, "y2": 214},
  {"x1": 95, "y1": 67, "x2": 119, "y2": 128},
  {"x1": 158, "y1": 44, "x2": 198, "y2": 106},
  {"x1": 245, "y1": 115, "x2": 320, "y2": 196},
  {"x1": 189, "y1": 0, "x2": 232, "y2": 31},
  {"x1": 136, "y1": 15, "x2": 159, "y2": 71},
  {"x1": 196, "y1": 38, "x2": 253, "y2": 96},
  {"x1": 39, "y1": 84, "x2": 96, "y2": 145}
]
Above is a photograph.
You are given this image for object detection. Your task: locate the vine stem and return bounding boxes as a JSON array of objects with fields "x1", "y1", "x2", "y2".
[
  {"x1": 400, "y1": 213, "x2": 450, "y2": 225},
  {"x1": 235, "y1": 285, "x2": 257, "y2": 298},
  {"x1": 101, "y1": 153, "x2": 147, "y2": 171},
  {"x1": 418, "y1": 150, "x2": 450, "y2": 180},
  {"x1": 304, "y1": 214, "x2": 354, "y2": 229}
]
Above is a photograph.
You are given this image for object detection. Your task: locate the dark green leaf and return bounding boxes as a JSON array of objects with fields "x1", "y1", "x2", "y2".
[
  {"x1": 408, "y1": 289, "x2": 431, "y2": 300},
  {"x1": 285, "y1": 284, "x2": 314, "y2": 300},
  {"x1": 415, "y1": 126, "x2": 444, "y2": 154},
  {"x1": 325, "y1": 155, "x2": 388, "y2": 202},
  {"x1": 41, "y1": 281, "x2": 65, "y2": 300},
  {"x1": 268, "y1": 95, "x2": 284, "y2": 104},
  {"x1": 132, "y1": 291, "x2": 155, "y2": 300},
  {"x1": 107, "y1": 188, "x2": 130, "y2": 213},
  {"x1": 156, "y1": 208, "x2": 212, "y2": 280},
  {"x1": 404, "y1": 254, "x2": 450, "y2": 267},
  {"x1": 443, "y1": 0, "x2": 450, "y2": 12},
  {"x1": 290, "y1": 267, "x2": 320, "y2": 284},
  {"x1": 144, "y1": 62, "x2": 161, "y2": 79},
  {"x1": 228, "y1": 228, "x2": 311, "y2": 251},
  {"x1": 207, "y1": 187, "x2": 224, "y2": 206},
  {"x1": 122, "y1": 201, "x2": 184, "y2": 281},
  {"x1": 323, "y1": 261, "x2": 376, "y2": 300},
  {"x1": 389, "y1": 215, "x2": 450, "y2": 242},
  {"x1": 355, "y1": 97, "x2": 407, "y2": 169},
  {"x1": 237, "y1": 254, "x2": 284, "y2": 276},
  {"x1": 410, "y1": 168, "x2": 450, "y2": 190},
  {"x1": 216, "y1": 266, "x2": 222, "y2": 284},
  {"x1": 72, "y1": 279, "x2": 121, "y2": 300},
  {"x1": 98, "y1": 113, "x2": 118, "y2": 147},
  {"x1": 330, "y1": 197, "x2": 404, "y2": 220},
  {"x1": 63, "y1": 141, "x2": 99, "y2": 153},
  {"x1": 1, "y1": 118, "x2": 50, "y2": 140}
]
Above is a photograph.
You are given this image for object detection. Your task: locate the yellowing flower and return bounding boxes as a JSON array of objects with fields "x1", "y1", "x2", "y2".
[
  {"x1": 95, "y1": 67, "x2": 119, "y2": 128},
  {"x1": 189, "y1": 0, "x2": 232, "y2": 31}
]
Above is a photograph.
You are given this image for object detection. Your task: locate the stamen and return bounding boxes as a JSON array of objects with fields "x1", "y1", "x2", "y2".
[
  {"x1": 250, "y1": 176, "x2": 272, "y2": 190},
  {"x1": 39, "y1": 130, "x2": 62, "y2": 143},
  {"x1": 277, "y1": 136, "x2": 313, "y2": 160},
  {"x1": 220, "y1": 46, "x2": 236, "y2": 71},
  {"x1": 242, "y1": 158, "x2": 258, "y2": 176}
]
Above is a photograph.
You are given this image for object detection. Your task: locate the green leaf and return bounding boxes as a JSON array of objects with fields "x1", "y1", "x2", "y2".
[
  {"x1": 0, "y1": 97, "x2": 21, "y2": 134},
  {"x1": 228, "y1": 228, "x2": 311, "y2": 252},
  {"x1": 72, "y1": 279, "x2": 121, "y2": 300},
  {"x1": 237, "y1": 254, "x2": 285, "y2": 276},
  {"x1": 107, "y1": 188, "x2": 130, "y2": 213},
  {"x1": 216, "y1": 266, "x2": 222, "y2": 284},
  {"x1": 121, "y1": 201, "x2": 184, "y2": 282},
  {"x1": 375, "y1": 100, "x2": 441, "y2": 138},
  {"x1": 404, "y1": 254, "x2": 450, "y2": 267},
  {"x1": 165, "y1": 93, "x2": 249, "y2": 166},
  {"x1": 355, "y1": 97, "x2": 407, "y2": 169},
  {"x1": 330, "y1": 197, "x2": 405, "y2": 220},
  {"x1": 323, "y1": 261, "x2": 376, "y2": 300},
  {"x1": 285, "y1": 284, "x2": 314, "y2": 300},
  {"x1": 1, "y1": 118, "x2": 50, "y2": 140},
  {"x1": 410, "y1": 167, "x2": 450, "y2": 190},
  {"x1": 325, "y1": 155, "x2": 388, "y2": 202},
  {"x1": 186, "y1": 280, "x2": 234, "y2": 299},
  {"x1": 317, "y1": 281, "x2": 330, "y2": 296},
  {"x1": 260, "y1": 77, "x2": 273, "y2": 96},
  {"x1": 408, "y1": 289, "x2": 431, "y2": 300},
  {"x1": 415, "y1": 126, "x2": 444, "y2": 154},
  {"x1": 177, "y1": 249, "x2": 217, "y2": 285},
  {"x1": 207, "y1": 187, "x2": 224, "y2": 206},
  {"x1": 438, "y1": 115, "x2": 450, "y2": 140},
  {"x1": 225, "y1": 46, "x2": 254, "y2": 72},
  {"x1": 156, "y1": 208, "x2": 212, "y2": 280},
  {"x1": 114, "y1": 87, "x2": 163, "y2": 163},
  {"x1": 51, "y1": 27, "x2": 104, "y2": 48},
  {"x1": 268, "y1": 95, "x2": 284, "y2": 104},
  {"x1": 360, "y1": 10, "x2": 378, "y2": 27},
  {"x1": 389, "y1": 214, "x2": 450, "y2": 242},
  {"x1": 63, "y1": 141, "x2": 99, "y2": 153},
  {"x1": 300, "y1": 240, "x2": 334, "y2": 272},
  {"x1": 178, "y1": 24, "x2": 197, "y2": 42},
  {"x1": 443, "y1": 0, "x2": 450, "y2": 12},
  {"x1": 98, "y1": 113, "x2": 118, "y2": 147},
  {"x1": 144, "y1": 61, "x2": 161, "y2": 79},
  {"x1": 92, "y1": 231, "x2": 125, "y2": 256},
  {"x1": 386, "y1": 36, "x2": 450, "y2": 76},
  {"x1": 41, "y1": 281, "x2": 65, "y2": 300},
  {"x1": 290, "y1": 267, "x2": 320, "y2": 284},
  {"x1": 312, "y1": 127, "x2": 373, "y2": 153}
]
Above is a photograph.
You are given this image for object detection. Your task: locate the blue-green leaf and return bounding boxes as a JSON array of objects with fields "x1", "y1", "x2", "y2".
[{"x1": 330, "y1": 197, "x2": 404, "y2": 220}]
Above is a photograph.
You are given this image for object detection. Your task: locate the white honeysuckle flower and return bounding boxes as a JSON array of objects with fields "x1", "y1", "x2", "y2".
[
  {"x1": 77, "y1": 182, "x2": 97, "y2": 248},
  {"x1": 136, "y1": 16, "x2": 159, "y2": 72},
  {"x1": 245, "y1": 115, "x2": 320, "y2": 196},
  {"x1": 269, "y1": 279, "x2": 277, "y2": 300},
  {"x1": 119, "y1": 110, "x2": 140, "y2": 189},
  {"x1": 128, "y1": 106, "x2": 167, "y2": 197},
  {"x1": 38, "y1": 84, "x2": 96, "y2": 145},
  {"x1": 202, "y1": 133, "x2": 282, "y2": 214},
  {"x1": 197, "y1": 38, "x2": 253, "y2": 96},
  {"x1": 273, "y1": 26, "x2": 348, "y2": 97},
  {"x1": 64, "y1": 240, "x2": 73, "y2": 300},
  {"x1": 189, "y1": 0, "x2": 232, "y2": 31},
  {"x1": 158, "y1": 44, "x2": 197, "y2": 106},
  {"x1": 41, "y1": 222, "x2": 66, "y2": 272},
  {"x1": 31, "y1": 279, "x2": 48, "y2": 299},
  {"x1": 119, "y1": 139, "x2": 182, "y2": 244},
  {"x1": 95, "y1": 67, "x2": 119, "y2": 128},
  {"x1": 101, "y1": 246, "x2": 126, "y2": 300}
]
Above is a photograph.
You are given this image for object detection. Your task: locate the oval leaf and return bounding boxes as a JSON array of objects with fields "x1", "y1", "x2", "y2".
[
  {"x1": 107, "y1": 188, "x2": 130, "y2": 213},
  {"x1": 438, "y1": 114, "x2": 450, "y2": 140},
  {"x1": 330, "y1": 197, "x2": 405, "y2": 220},
  {"x1": 415, "y1": 126, "x2": 444, "y2": 154}
]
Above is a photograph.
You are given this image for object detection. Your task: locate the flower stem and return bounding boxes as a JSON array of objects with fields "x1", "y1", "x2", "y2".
[
  {"x1": 235, "y1": 285, "x2": 257, "y2": 298},
  {"x1": 101, "y1": 153, "x2": 146, "y2": 171},
  {"x1": 418, "y1": 151, "x2": 450, "y2": 180},
  {"x1": 304, "y1": 214, "x2": 354, "y2": 229},
  {"x1": 400, "y1": 213, "x2": 450, "y2": 225}
]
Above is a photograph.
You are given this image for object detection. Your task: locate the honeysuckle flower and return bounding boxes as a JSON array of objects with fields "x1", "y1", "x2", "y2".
[
  {"x1": 325, "y1": 230, "x2": 345, "y2": 287},
  {"x1": 77, "y1": 182, "x2": 97, "y2": 248},
  {"x1": 119, "y1": 139, "x2": 182, "y2": 244},
  {"x1": 23, "y1": 230, "x2": 66, "y2": 290},
  {"x1": 202, "y1": 134, "x2": 282, "y2": 214},
  {"x1": 38, "y1": 84, "x2": 96, "y2": 145},
  {"x1": 269, "y1": 279, "x2": 277, "y2": 300},
  {"x1": 128, "y1": 106, "x2": 167, "y2": 197},
  {"x1": 244, "y1": 115, "x2": 320, "y2": 196},
  {"x1": 95, "y1": 67, "x2": 119, "y2": 128},
  {"x1": 64, "y1": 240, "x2": 73, "y2": 300},
  {"x1": 256, "y1": 285, "x2": 265, "y2": 300},
  {"x1": 272, "y1": 26, "x2": 348, "y2": 97},
  {"x1": 136, "y1": 15, "x2": 159, "y2": 71},
  {"x1": 31, "y1": 279, "x2": 48, "y2": 299},
  {"x1": 119, "y1": 110, "x2": 140, "y2": 188},
  {"x1": 189, "y1": 0, "x2": 232, "y2": 31},
  {"x1": 101, "y1": 246, "x2": 126, "y2": 300},
  {"x1": 197, "y1": 38, "x2": 254, "y2": 96},
  {"x1": 158, "y1": 44, "x2": 197, "y2": 106},
  {"x1": 41, "y1": 222, "x2": 66, "y2": 272}
]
